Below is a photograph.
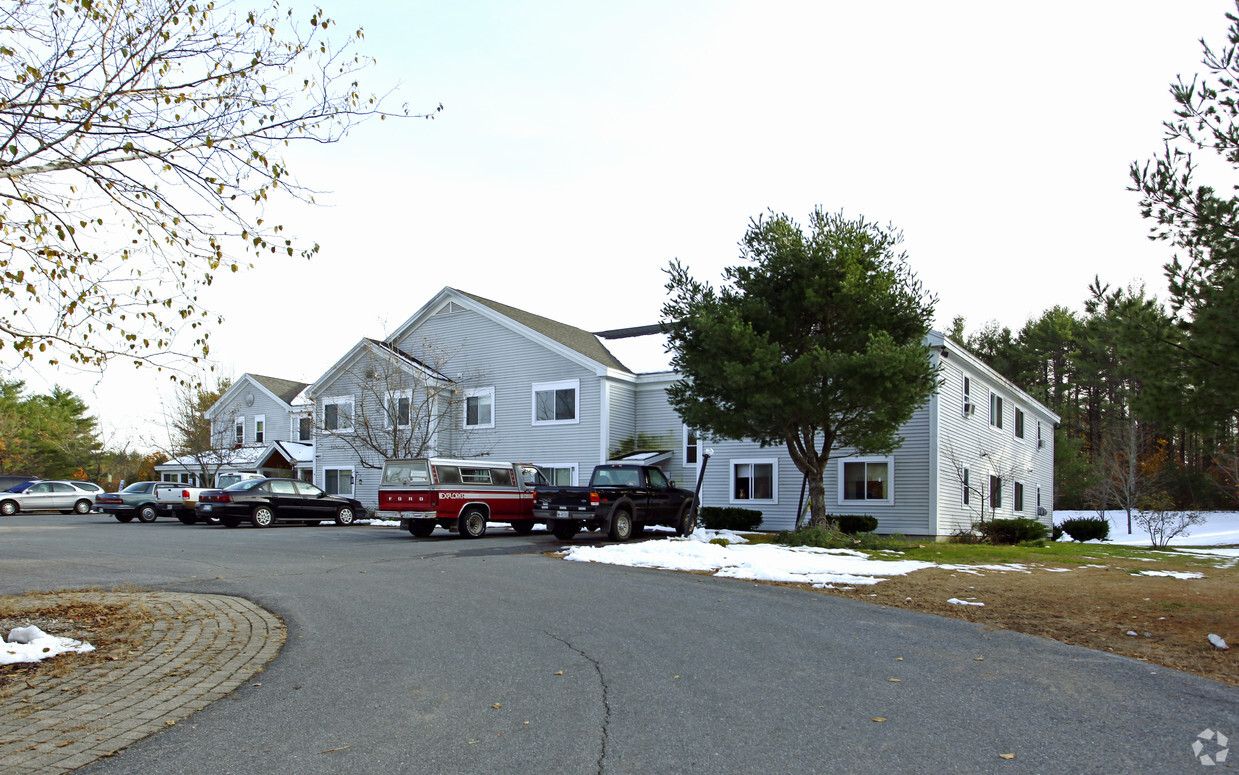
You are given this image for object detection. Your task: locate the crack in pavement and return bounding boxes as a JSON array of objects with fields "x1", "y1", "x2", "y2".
[{"x1": 546, "y1": 631, "x2": 611, "y2": 775}]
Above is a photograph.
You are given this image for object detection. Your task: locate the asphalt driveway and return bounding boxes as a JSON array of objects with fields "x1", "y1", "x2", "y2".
[{"x1": 2, "y1": 513, "x2": 1235, "y2": 774}]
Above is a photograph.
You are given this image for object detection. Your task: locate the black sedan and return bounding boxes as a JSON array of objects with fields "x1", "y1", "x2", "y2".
[{"x1": 195, "y1": 478, "x2": 364, "y2": 528}]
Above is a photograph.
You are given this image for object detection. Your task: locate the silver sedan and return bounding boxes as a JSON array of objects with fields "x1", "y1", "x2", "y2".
[{"x1": 0, "y1": 481, "x2": 98, "y2": 515}]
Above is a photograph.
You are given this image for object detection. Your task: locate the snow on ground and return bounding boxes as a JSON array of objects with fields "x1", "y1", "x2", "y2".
[
  {"x1": 561, "y1": 529, "x2": 935, "y2": 587},
  {"x1": 1, "y1": 626, "x2": 94, "y2": 665},
  {"x1": 1054, "y1": 510, "x2": 1239, "y2": 547}
]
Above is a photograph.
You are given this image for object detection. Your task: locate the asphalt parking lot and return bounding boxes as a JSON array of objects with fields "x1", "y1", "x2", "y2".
[{"x1": 3, "y1": 512, "x2": 1237, "y2": 774}]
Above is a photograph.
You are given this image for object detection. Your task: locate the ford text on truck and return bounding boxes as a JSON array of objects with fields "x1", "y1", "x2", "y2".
[
  {"x1": 377, "y1": 458, "x2": 550, "y2": 538},
  {"x1": 533, "y1": 463, "x2": 697, "y2": 541}
]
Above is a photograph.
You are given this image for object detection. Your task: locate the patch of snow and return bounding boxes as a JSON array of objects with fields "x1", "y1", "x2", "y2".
[
  {"x1": 1208, "y1": 634, "x2": 1229, "y2": 650},
  {"x1": 1053, "y1": 510, "x2": 1239, "y2": 547},
  {"x1": 2, "y1": 625, "x2": 94, "y2": 665},
  {"x1": 561, "y1": 529, "x2": 932, "y2": 586},
  {"x1": 947, "y1": 598, "x2": 984, "y2": 606},
  {"x1": 1131, "y1": 570, "x2": 1204, "y2": 579}
]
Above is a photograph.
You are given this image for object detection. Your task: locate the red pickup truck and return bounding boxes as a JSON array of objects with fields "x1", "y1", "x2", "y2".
[{"x1": 376, "y1": 458, "x2": 549, "y2": 538}]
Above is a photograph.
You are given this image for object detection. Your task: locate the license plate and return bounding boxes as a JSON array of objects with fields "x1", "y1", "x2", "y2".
[
  {"x1": 201, "y1": 504, "x2": 212, "y2": 511},
  {"x1": 557, "y1": 509, "x2": 568, "y2": 518}
]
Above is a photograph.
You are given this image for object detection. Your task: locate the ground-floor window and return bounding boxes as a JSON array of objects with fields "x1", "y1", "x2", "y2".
[
  {"x1": 731, "y1": 459, "x2": 777, "y2": 504},
  {"x1": 990, "y1": 475, "x2": 1003, "y2": 510},
  {"x1": 324, "y1": 468, "x2": 354, "y2": 496},
  {"x1": 839, "y1": 457, "x2": 893, "y2": 505},
  {"x1": 538, "y1": 463, "x2": 578, "y2": 486},
  {"x1": 1014, "y1": 481, "x2": 1025, "y2": 512}
]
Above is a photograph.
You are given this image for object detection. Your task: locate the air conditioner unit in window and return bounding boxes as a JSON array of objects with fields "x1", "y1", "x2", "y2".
[
  {"x1": 1037, "y1": 439, "x2": 1045, "y2": 449},
  {"x1": 963, "y1": 402, "x2": 974, "y2": 417}
]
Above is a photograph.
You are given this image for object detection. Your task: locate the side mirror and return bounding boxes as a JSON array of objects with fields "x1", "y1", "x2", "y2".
[{"x1": 668, "y1": 480, "x2": 676, "y2": 488}]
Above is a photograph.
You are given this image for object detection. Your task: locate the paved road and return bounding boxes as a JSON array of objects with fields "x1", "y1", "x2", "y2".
[{"x1": 2, "y1": 513, "x2": 1236, "y2": 774}]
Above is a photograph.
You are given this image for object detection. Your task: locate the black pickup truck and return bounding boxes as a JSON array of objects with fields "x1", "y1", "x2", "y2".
[{"x1": 533, "y1": 463, "x2": 696, "y2": 541}]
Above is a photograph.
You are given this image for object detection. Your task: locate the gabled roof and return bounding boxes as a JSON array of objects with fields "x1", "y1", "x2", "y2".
[
  {"x1": 307, "y1": 337, "x2": 452, "y2": 399},
  {"x1": 251, "y1": 374, "x2": 310, "y2": 405},
  {"x1": 387, "y1": 287, "x2": 634, "y2": 375},
  {"x1": 205, "y1": 373, "x2": 310, "y2": 421},
  {"x1": 454, "y1": 290, "x2": 629, "y2": 371}
]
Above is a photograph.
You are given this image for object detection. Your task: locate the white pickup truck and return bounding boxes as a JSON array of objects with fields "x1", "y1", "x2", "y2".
[{"x1": 158, "y1": 485, "x2": 212, "y2": 524}]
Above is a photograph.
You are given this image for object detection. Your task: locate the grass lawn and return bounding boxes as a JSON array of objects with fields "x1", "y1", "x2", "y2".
[{"x1": 747, "y1": 535, "x2": 1238, "y2": 686}]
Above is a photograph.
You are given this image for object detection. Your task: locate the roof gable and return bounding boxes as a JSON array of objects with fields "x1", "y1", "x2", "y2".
[
  {"x1": 307, "y1": 338, "x2": 451, "y2": 399},
  {"x1": 387, "y1": 287, "x2": 631, "y2": 374},
  {"x1": 205, "y1": 373, "x2": 308, "y2": 421}
]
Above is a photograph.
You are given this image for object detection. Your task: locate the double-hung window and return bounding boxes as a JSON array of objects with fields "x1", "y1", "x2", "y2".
[
  {"x1": 532, "y1": 380, "x2": 579, "y2": 425},
  {"x1": 839, "y1": 457, "x2": 894, "y2": 505},
  {"x1": 465, "y1": 387, "x2": 495, "y2": 429},
  {"x1": 990, "y1": 392, "x2": 1004, "y2": 429},
  {"x1": 235, "y1": 417, "x2": 245, "y2": 445},
  {"x1": 1014, "y1": 408, "x2": 1025, "y2": 440},
  {"x1": 990, "y1": 475, "x2": 1003, "y2": 510},
  {"x1": 254, "y1": 415, "x2": 265, "y2": 444},
  {"x1": 684, "y1": 427, "x2": 699, "y2": 466},
  {"x1": 1014, "y1": 481, "x2": 1025, "y2": 512},
  {"x1": 323, "y1": 396, "x2": 354, "y2": 432}
]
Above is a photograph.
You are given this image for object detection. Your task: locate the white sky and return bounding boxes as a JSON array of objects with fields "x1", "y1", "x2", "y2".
[{"x1": 8, "y1": 0, "x2": 1236, "y2": 450}]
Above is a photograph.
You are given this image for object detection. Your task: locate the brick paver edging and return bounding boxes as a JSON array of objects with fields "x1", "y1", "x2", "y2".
[{"x1": 0, "y1": 591, "x2": 285, "y2": 773}]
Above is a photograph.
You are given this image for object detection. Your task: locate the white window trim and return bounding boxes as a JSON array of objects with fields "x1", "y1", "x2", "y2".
[
  {"x1": 962, "y1": 466, "x2": 970, "y2": 507},
  {"x1": 1013, "y1": 480, "x2": 1026, "y2": 513},
  {"x1": 323, "y1": 395, "x2": 355, "y2": 433},
  {"x1": 1014, "y1": 407, "x2": 1025, "y2": 441},
  {"x1": 989, "y1": 392, "x2": 1004, "y2": 430},
  {"x1": 538, "y1": 462, "x2": 579, "y2": 487},
  {"x1": 989, "y1": 474, "x2": 1004, "y2": 511},
  {"x1": 235, "y1": 416, "x2": 245, "y2": 445},
  {"x1": 323, "y1": 466, "x2": 355, "y2": 497},
  {"x1": 254, "y1": 414, "x2": 266, "y2": 444},
  {"x1": 683, "y1": 425, "x2": 699, "y2": 467},
  {"x1": 464, "y1": 386, "x2": 496, "y2": 430},
  {"x1": 384, "y1": 389, "x2": 414, "y2": 430},
  {"x1": 837, "y1": 456, "x2": 895, "y2": 506},
  {"x1": 531, "y1": 379, "x2": 580, "y2": 426},
  {"x1": 730, "y1": 458, "x2": 779, "y2": 505},
  {"x1": 962, "y1": 376, "x2": 973, "y2": 418}
]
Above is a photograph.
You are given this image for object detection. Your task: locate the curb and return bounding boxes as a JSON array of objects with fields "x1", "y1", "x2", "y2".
[{"x1": 0, "y1": 591, "x2": 284, "y2": 773}]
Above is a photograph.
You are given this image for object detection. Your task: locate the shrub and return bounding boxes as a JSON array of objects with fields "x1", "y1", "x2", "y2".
[
  {"x1": 1059, "y1": 517, "x2": 1109, "y2": 542},
  {"x1": 951, "y1": 527, "x2": 985, "y2": 544},
  {"x1": 709, "y1": 537, "x2": 730, "y2": 547},
  {"x1": 1051, "y1": 523, "x2": 1064, "y2": 541},
  {"x1": 775, "y1": 524, "x2": 848, "y2": 548},
  {"x1": 1133, "y1": 491, "x2": 1206, "y2": 547},
  {"x1": 976, "y1": 518, "x2": 1050, "y2": 545},
  {"x1": 833, "y1": 514, "x2": 878, "y2": 534},
  {"x1": 699, "y1": 506, "x2": 763, "y2": 531}
]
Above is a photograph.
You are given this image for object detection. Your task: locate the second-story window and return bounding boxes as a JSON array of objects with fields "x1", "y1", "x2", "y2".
[
  {"x1": 532, "y1": 380, "x2": 579, "y2": 425},
  {"x1": 254, "y1": 415, "x2": 265, "y2": 443},
  {"x1": 235, "y1": 417, "x2": 245, "y2": 445}
]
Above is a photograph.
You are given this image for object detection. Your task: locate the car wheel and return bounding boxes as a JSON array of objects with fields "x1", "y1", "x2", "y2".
[
  {"x1": 608, "y1": 509, "x2": 633, "y2": 541},
  {"x1": 114, "y1": 513, "x2": 134, "y2": 523},
  {"x1": 178, "y1": 514, "x2": 198, "y2": 525},
  {"x1": 137, "y1": 505, "x2": 158, "y2": 523},
  {"x1": 221, "y1": 516, "x2": 240, "y2": 528},
  {"x1": 73, "y1": 499, "x2": 92, "y2": 515},
  {"x1": 251, "y1": 506, "x2": 275, "y2": 528},
  {"x1": 551, "y1": 520, "x2": 580, "y2": 541},
  {"x1": 457, "y1": 508, "x2": 486, "y2": 538},
  {"x1": 335, "y1": 506, "x2": 356, "y2": 526},
  {"x1": 408, "y1": 521, "x2": 435, "y2": 537},
  {"x1": 0, "y1": 500, "x2": 18, "y2": 516},
  {"x1": 675, "y1": 502, "x2": 696, "y2": 537},
  {"x1": 510, "y1": 520, "x2": 536, "y2": 535}
]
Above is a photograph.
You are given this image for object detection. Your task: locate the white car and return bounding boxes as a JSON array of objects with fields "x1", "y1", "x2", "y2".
[{"x1": 0, "y1": 480, "x2": 99, "y2": 515}]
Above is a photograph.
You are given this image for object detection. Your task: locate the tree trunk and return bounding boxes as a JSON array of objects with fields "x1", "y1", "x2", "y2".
[{"x1": 806, "y1": 473, "x2": 829, "y2": 528}]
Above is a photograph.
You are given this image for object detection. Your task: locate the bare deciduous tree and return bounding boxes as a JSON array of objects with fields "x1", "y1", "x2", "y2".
[{"x1": 0, "y1": 0, "x2": 439, "y2": 369}]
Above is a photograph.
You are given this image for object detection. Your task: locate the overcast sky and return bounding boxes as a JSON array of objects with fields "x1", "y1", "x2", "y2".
[{"x1": 10, "y1": 0, "x2": 1236, "y2": 449}]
